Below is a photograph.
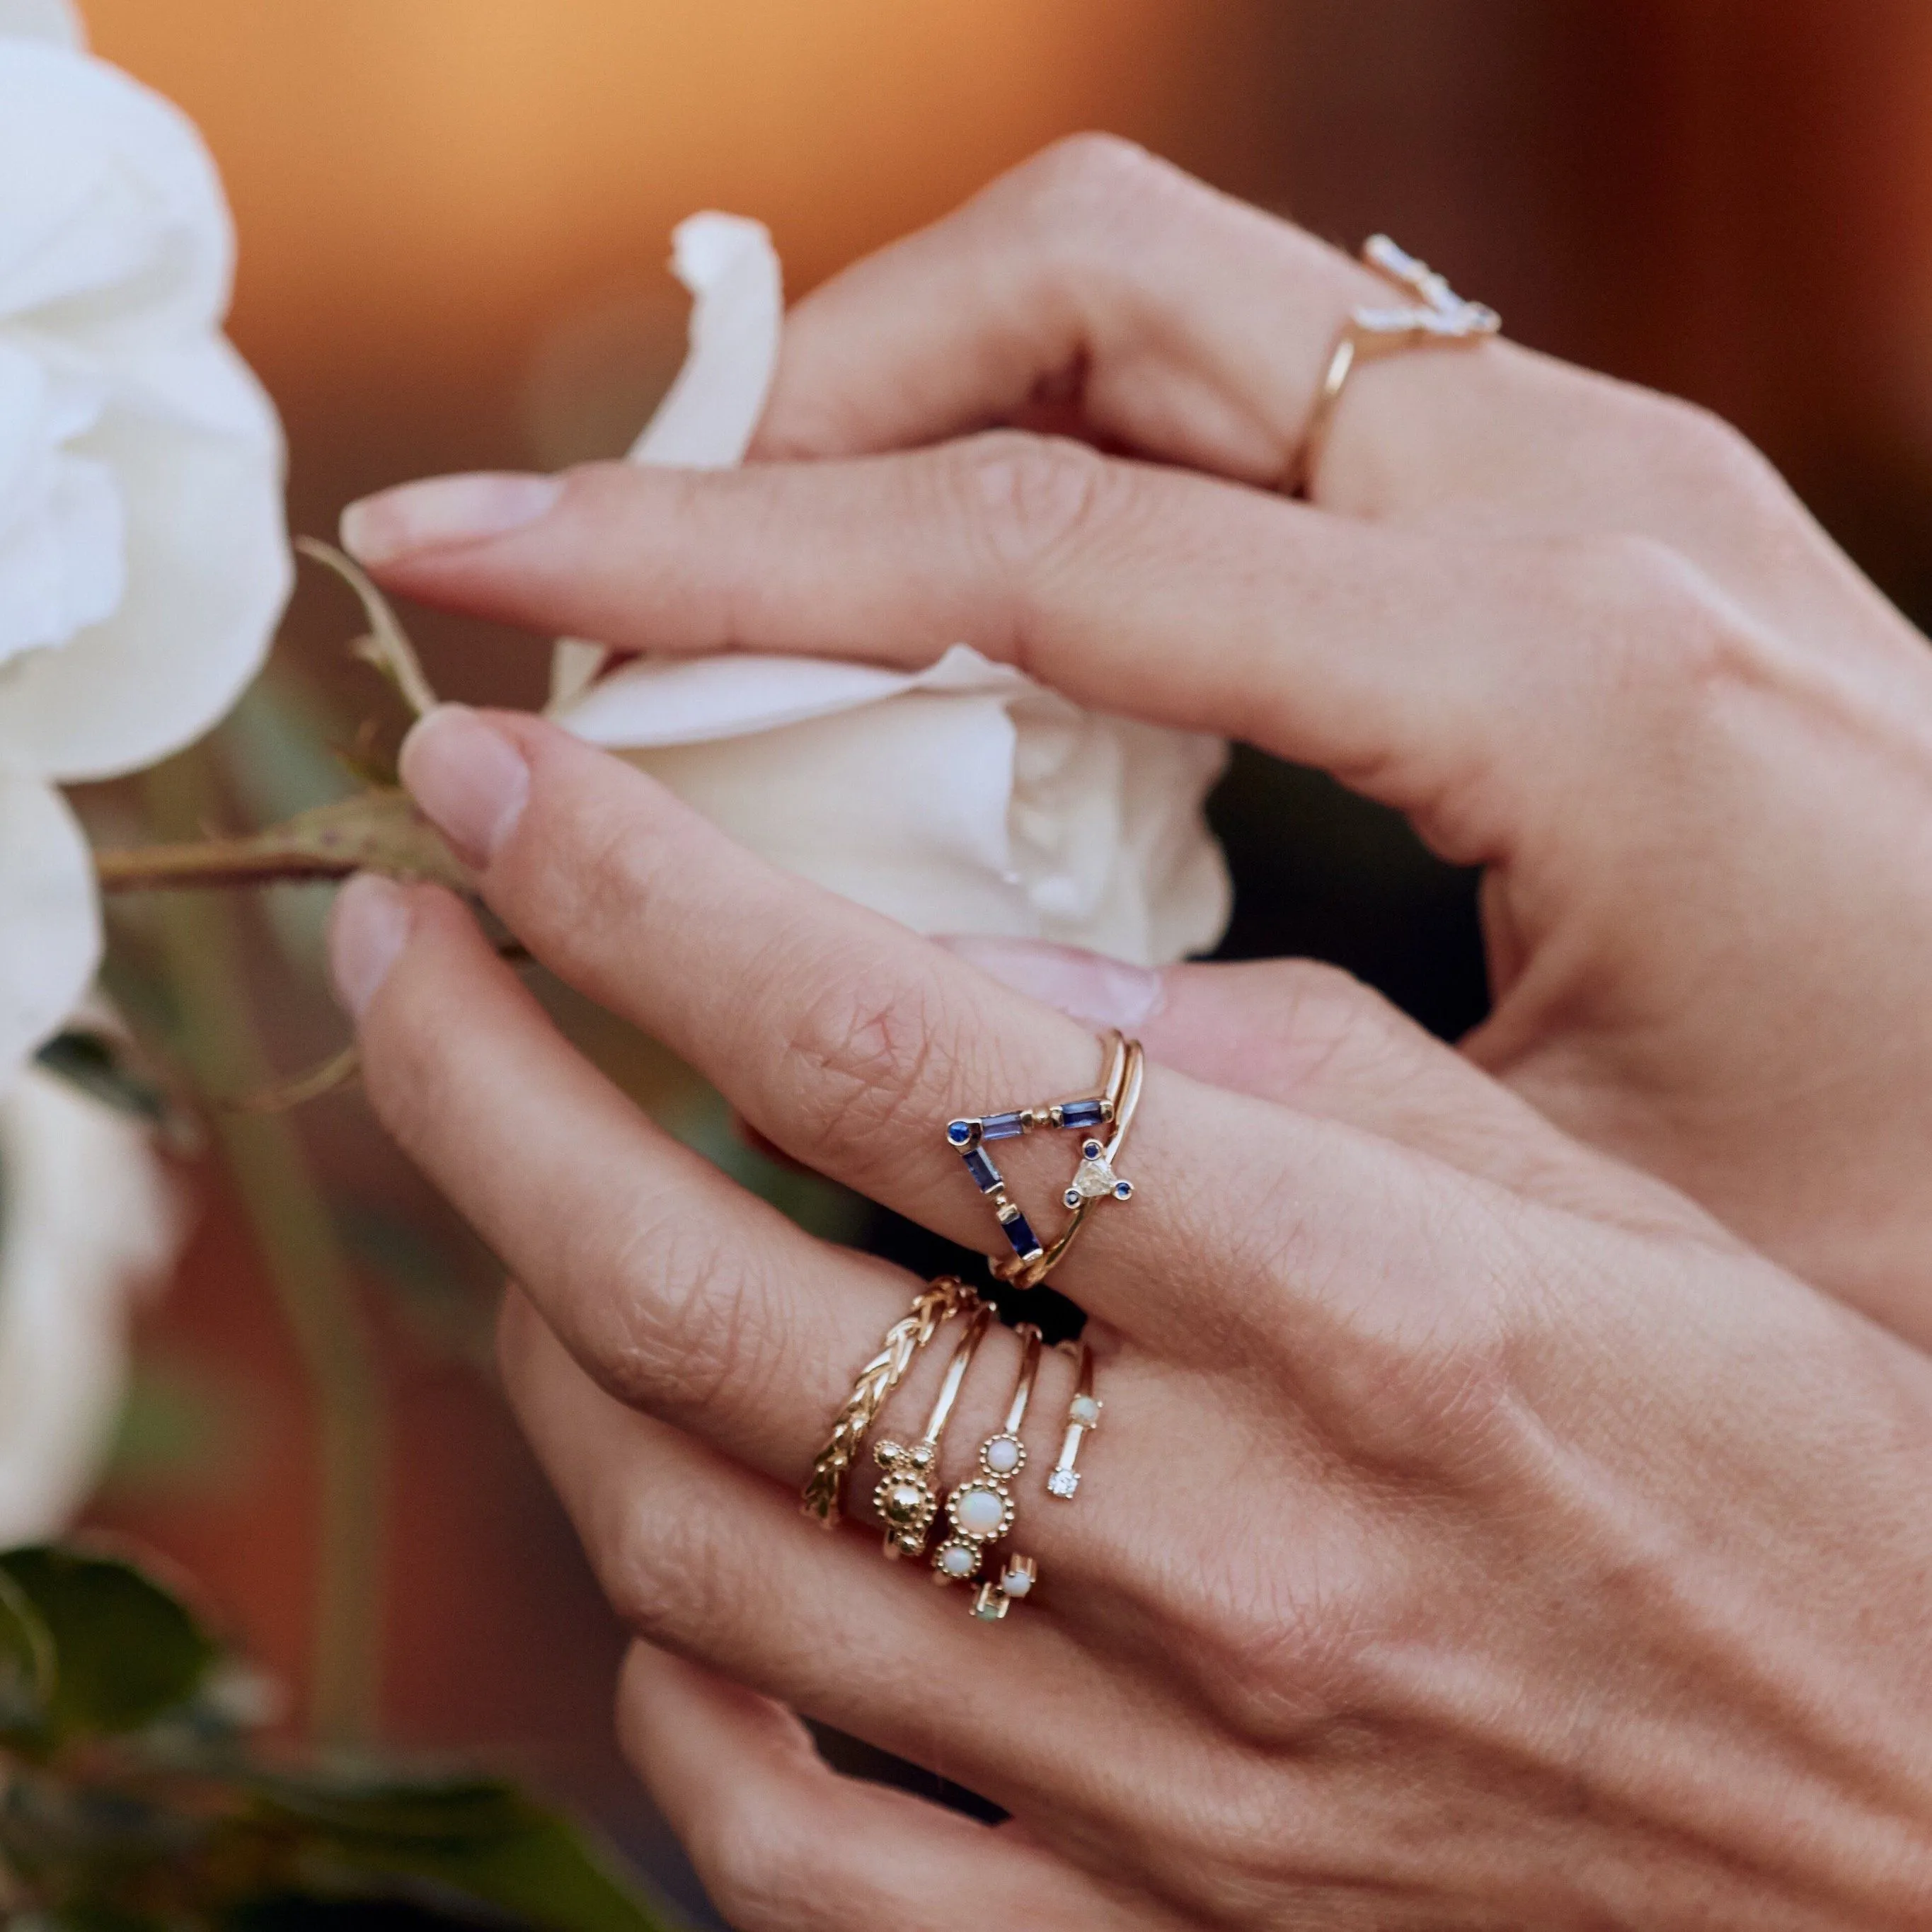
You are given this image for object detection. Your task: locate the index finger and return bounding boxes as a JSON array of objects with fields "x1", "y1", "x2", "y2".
[{"x1": 752, "y1": 132, "x2": 1764, "y2": 548}]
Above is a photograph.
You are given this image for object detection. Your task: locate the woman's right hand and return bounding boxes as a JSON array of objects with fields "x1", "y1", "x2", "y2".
[{"x1": 339, "y1": 135, "x2": 1932, "y2": 1344}]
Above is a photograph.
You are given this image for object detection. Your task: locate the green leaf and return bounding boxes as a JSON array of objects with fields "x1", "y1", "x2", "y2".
[
  {"x1": 0, "y1": 1546, "x2": 217, "y2": 1747},
  {"x1": 0, "y1": 1560, "x2": 56, "y2": 1736},
  {"x1": 32, "y1": 1033, "x2": 169, "y2": 1129},
  {"x1": 243, "y1": 1770, "x2": 677, "y2": 1932}
]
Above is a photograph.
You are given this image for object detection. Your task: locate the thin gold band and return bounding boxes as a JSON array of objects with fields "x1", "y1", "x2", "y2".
[
  {"x1": 800, "y1": 1275, "x2": 979, "y2": 1528},
  {"x1": 1282, "y1": 233, "x2": 1501, "y2": 499},
  {"x1": 1045, "y1": 1338, "x2": 1102, "y2": 1502}
]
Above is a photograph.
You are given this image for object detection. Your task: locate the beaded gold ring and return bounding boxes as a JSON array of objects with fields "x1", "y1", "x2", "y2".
[
  {"x1": 873, "y1": 1300, "x2": 995, "y2": 1560},
  {"x1": 933, "y1": 1323, "x2": 1043, "y2": 1591}
]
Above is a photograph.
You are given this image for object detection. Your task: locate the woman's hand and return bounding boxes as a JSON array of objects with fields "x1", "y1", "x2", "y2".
[
  {"x1": 340, "y1": 137, "x2": 1932, "y2": 1347},
  {"x1": 330, "y1": 709, "x2": 1932, "y2": 1928}
]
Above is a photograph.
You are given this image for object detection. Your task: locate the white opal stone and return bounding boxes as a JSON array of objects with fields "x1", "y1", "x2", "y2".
[
  {"x1": 956, "y1": 1488, "x2": 1006, "y2": 1535},
  {"x1": 940, "y1": 1543, "x2": 977, "y2": 1576},
  {"x1": 985, "y1": 1437, "x2": 1021, "y2": 1474},
  {"x1": 1069, "y1": 1395, "x2": 1101, "y2": 1427},
  {"x1": 1001, "y1": 1567, "x2": 1033, "y2": 1598}
]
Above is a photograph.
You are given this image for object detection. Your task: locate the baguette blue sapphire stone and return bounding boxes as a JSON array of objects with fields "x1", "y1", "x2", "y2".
[
  {"x1": 1059, "y1": 1099, "x2": 1105, "y2": 1130},
  {"x1": 978, "y1": 1110, "x2": 1027, "y2": 1142},
  {"x1": 999, "y1": 1209, "x2": 1042, "y2": 1261},
  {"x1": 962, "y1": 1146, "x2": 1003, "y2": 1193}
]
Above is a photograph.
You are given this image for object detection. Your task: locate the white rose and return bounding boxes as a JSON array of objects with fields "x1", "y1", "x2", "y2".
[
  {"x1": 547, "y1": 216, "x2": 1229, "y2": 968},
  {"x1": 0, "y1": 1064, "x2": 180, "y2": 1542},
  {"x1": 0, "y1": 18, "x2": 290, "y2": 1079}
]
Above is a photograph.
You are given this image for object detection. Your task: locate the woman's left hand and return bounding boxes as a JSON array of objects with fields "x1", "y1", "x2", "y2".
[{"x1": 331, "y1": 708, "x2": 1932, "y2": 1929}]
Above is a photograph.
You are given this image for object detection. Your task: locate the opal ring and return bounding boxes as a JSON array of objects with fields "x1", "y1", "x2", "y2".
[
  {"x1": 1046, "y1": 1339, "x2": 1103, "y2": 1502},
  {"x1": 800, "y1": 1275, "x2": 979, "y2": 1528},
  {"x1": 946, "y1": 1031, "x2": 1144, "y2": 1290},
  {"x1": 1283, "y1": 234, "x2": 1500, "y2": 498},
  {"x1": 934, "y1": 1323, "x2": 1043, "y2": 1592},
  {"x1": 873, "y1": 1299, "x2": 995, "y2": 1559}
]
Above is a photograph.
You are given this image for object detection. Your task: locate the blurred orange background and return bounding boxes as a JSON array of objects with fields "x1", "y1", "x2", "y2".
[{"x1": 68, "y1": 1, "x2": 1932, "y2": 1916}]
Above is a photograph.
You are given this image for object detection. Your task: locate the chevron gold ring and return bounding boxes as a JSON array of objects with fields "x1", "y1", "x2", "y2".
[
  {"x1": 945, "y1": 1030, "x2": 1145, "y2": 1291},
  {"x1": 1284, "y1": 234, "x2": 1500, "y2": 498}
]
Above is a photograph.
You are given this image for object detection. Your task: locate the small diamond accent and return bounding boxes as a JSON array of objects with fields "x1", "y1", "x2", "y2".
[{"x1": 1046, "y1": 1468, "x2": 1080, "y2": 1500}]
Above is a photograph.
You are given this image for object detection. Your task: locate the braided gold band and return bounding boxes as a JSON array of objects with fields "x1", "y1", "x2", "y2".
[{"x1": 800, "y1": 1275, "x2": 979, "y2": 1528}]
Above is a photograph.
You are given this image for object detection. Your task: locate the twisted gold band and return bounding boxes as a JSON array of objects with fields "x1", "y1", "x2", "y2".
[{"x1": 800, "y1": 1275, "x2": 979, "y2": 1528}]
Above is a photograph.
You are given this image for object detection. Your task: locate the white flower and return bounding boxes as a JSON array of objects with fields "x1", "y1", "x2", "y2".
[
  {"x1": 548, "y1": 215, "x2": 1229, "y2": 968},
  {"x1": 0, "y1": 6, "x2": 277, "y2": 1540},
  {"x1": 0, "y1": 18, "x2": 290, "y2": 1080},
  {"x1": 0, "y1": 1064, "x2": 181, "y2": 1542}
]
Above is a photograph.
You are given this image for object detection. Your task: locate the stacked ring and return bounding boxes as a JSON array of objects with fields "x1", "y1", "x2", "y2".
[
  {"x1": 872, "y1": 1300, "x2": 995, "y2": 1559},
  {"x1": 945, "y1": 1030, "x2": 1144, "y2": 1290},
  {"x1": 800, "y1": 1275, "x2": 980, "y2": 1527}
]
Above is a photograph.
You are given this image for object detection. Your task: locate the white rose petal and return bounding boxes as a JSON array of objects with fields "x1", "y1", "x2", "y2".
[
  {"x1": 0, "y1": 0, "x2": 81, "y2": 48},
  {"x1": 0, "y1": 771, "x2": 96, "y2": 1096},
  {"x1": 0, "y1": 350, "x2": 290, "y2": 780},
  {"x1": 0, "y1": 1066, "x2": 180, "y2": 1543},
  {"x1": 547, "y1": 216, "x2": 1230, "y2": 967},
  {"x1": 551, "y1": 212, "x2": 781, "y2": 708}
]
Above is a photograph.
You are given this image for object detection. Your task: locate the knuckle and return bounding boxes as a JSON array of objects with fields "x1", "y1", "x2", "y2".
[
  {"x1": 570, "y1": 1200, "x2": 777, "y2": 1427},
  {"x1": 949, "y1": 428, "x2": 1113, "y2": 588},
  {"x1": 1011, "y1": 130, "x2": 1172, "y2": 222},
  {"x1": 600, "y1": 1485, "x2": 727, "y2": 1650},
  {"x1": 1629, "y1": 389, "x2": 1785, "y2": 502},
  {"x1": 1545, "y1": 529, "x2": 1776, "y2": 704},
  {"x1": 778, "y1": 953, "x2": 966, "y2": 1189},
  {"x1": 685, "y1": 1798, "x2": 847, "y2": 1932}
]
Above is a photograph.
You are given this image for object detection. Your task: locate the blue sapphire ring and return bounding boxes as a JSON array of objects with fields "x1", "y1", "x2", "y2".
[{"x1": 945, "y1": 1031, "x2": 1144, "y2": 1289}]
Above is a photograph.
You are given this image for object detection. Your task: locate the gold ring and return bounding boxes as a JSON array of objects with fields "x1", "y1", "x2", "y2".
[
  {"x1": 1283, "y1": 234, "x2": 1500, "y2": 499},
  {"x1": 933, "y1": 1323, "x2": 1043, "y2": 1590},
  {"x1": 873, "y1": 1299, "x2": 995, "y2": 1559},
  {"x1": 1045, "y1": 1338, "x2": 1102, "y2": 1502},
  {"x1": 800, "y1": 1275, "x2": 979, "y2": 1528},
  {"x1": 945, "y1": 1030, "x2": 1144, "y2": 1291}
]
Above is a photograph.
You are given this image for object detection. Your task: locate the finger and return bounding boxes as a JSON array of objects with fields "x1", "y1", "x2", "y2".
[
  {"x1": 616, "y1": 1645, "x2": 1185, "y2": 1932},
  {"x1": 384, "y1": 707, "x2": 1483, "y2": 1346},
  {"x1": 936, "y1": 938, "x2": 1714, "y2": 1238},
  {"x1": 334, "y1": 870, "x2": 1001, "y2": 1480},
  {"x1": 502, "y1": 1298, "x2": 1194, "y2": 1817},
  {"x1": 343, "y1": 444, "x2": 1551, "y2": 842},
  {"x1": 750, "y1": 135, "x2": 1817, "y2": 587},
  {"x1": 754, "y1": 137, "x2": 1715, "y2": 524}
]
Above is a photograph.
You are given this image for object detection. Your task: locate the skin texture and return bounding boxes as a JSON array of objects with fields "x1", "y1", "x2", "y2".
[{"x1": 329, "y1": 140, "x2": 1932, "y2": 1925}]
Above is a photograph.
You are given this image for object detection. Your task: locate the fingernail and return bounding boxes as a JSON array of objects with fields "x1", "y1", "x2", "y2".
[
  {"x1": 399, "y1": 703, "x2": 531, "y2": 867},
  {"x1": 340, "y1": 471, "x2": 565, "y2": 568},
  {"x1": 328, "y1": 873, "x2": 413, "y2": 1018},
  {"x1": 936, "y1": 936, "x2": 1167, "y2": 1028}
]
